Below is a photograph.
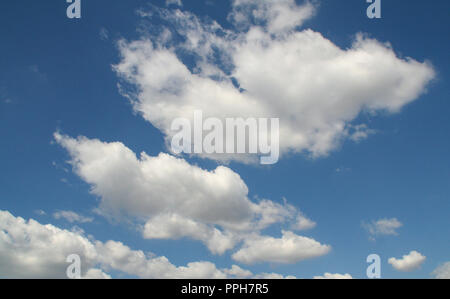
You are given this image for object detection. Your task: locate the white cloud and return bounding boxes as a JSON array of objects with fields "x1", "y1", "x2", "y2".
[
  {"x1": 229, "y1": 0, "x2": 316, "y2": 34},
  {"x1": 143, "y1": 214, "x2": 237, "y2": 255},
  {"x1": 223, "y1": 265, "x2": 253, "y2": 278},
  {"x1": 0, "y1": 210, "x2": 100, "y2": 279},
  {"x1": 53, "y1": 210, "x2": 94, "y2": 224},
  {"x1": 364, "y1": 218, "x2": 403, "y2": 238},
  {"x1": 54, "y1": 132, "x2": 253, "y2": 231},
  {"x1": 166, "y1": 0, "x2": 182, "y2": 7},
  {"x1": 347, "y1": 124, "x2": 376, "y2": 142},
  {"x1": 0, "y1": 210, "x2": 297, "y2": 279},
  {"x1": 114, "y1": 3, "x2": 435, "y2": 164},
  {"x1": 313, "y1": 273, "x2": 353, "y2": 279},
  {"x1": 55, "y1": 133, "x2": 325, "y2": 259},
  {"x1": 253, "y1": 272, "x2": 296, "y2": 279},
  {"x1": 232, "y1": 231, "x2": 331, "y2": 264},
  {"x1": 223, "y1": 264, "x2": 297, "y2": 279},
  {"x1": 83, "y1": 269, "x2": 112, "y2": 279},
  {"x1": 388, "y1": 251, "x2": 426, "y2": 272},
  {"x1": 292, "y1": 214, "x2": 316, "y2": 231},
  {"x1": 94, "y1": 240, "x2": 228, "y2": 279},
  {"x1": 432, "y1": 262, "x2": 450, "y2": 279}
]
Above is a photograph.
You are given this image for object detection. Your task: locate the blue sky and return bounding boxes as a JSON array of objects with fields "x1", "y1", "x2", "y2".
[{"x1": 0, "y1": 0, "x2": 449, "y2": 279}]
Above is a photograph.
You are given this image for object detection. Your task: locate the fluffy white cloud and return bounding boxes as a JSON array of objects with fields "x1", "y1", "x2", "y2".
[
  {"x1": 54, "y1": 133, "x2": 253, "y2": 230},
  {"x1": 313, "y1": 273, "x2": 353, "y2": 279},
  {"x1": 232, "y1": 231, "x2": 331, "y2": 264},
  {"x1": 0, "y1": 210, "x2": 297, "y2": 279},
  {"x1": 364, "y1": 218, "x2": 403, "y2": 238},
  {"x1": 0, "y1": 210, "x2": 100, "y2": 279},
  {"x1": 388, "y1": 251, "x2": 426, "y2": 272},
  {"x1": 432, "y1": 262, "x2": 450, "y2": 279},
  {"x1": 53, "y1": 210, "x2": 93, "y2": 224},
  {"x1": 94, "y1": 240, "x2": 228, "y2": 279},
  {"x1": 55, "y1": 133, "x2": 325, "y2": 259},
  {"x1": 143, "y1": 214, "x2": 237, "y2": 255},
  {"x1": 114, "y1": 3, "x2": 434, "y2": 164}
]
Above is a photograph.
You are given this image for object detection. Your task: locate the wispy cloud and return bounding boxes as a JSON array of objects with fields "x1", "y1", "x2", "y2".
[
  {"x1": 363, "y1": 218, "x2": 403, "y2": 240},
  {"x1": 53, "y1": 210, "x2": 93, "y2": 224},
  {"x1": 34, "y1": 209, "x2": 46, "y2": 216},
  {"x1": 166, "y1": 0, "x2": 182, "y2": 7},
  {"x1": 99, "y1": 27, "x2": 109, "y2": 41},
  {"x1": 432, "y1": 262, "x2": 450, "y2": 279}
]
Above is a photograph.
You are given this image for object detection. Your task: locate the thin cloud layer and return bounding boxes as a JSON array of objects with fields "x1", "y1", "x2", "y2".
[{"x1": 114, "y1": 1, "x2": 435, "y2": 163}]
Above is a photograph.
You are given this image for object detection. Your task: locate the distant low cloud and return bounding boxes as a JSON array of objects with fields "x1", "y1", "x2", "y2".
[
  {"x1": 313, "y1": 273, "x2": 353, "y2": 279},
  {"x1": 388, "y1": 251, "x2": 426, "y2": 272}
]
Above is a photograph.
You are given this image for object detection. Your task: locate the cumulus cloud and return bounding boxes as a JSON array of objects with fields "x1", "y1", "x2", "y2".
[
  {"x1": 0, "y1": 210, "x2": 101, "y2": 279},
  {"x1": 388, "y1": 251, "x2": 426, "y2": 272},
  {"x1": 364, "y1": 218, "x2": 403, "y2": 239},
  {"x1": 143, "y1": 214, "x2": 237, "y2": 255},
  {"x1": 53, "y1": 210, "x2": 94, "y2": 224},
  {"x1": 432, "y1": 262, "x2": 450, "y2": 279},
  {"x1": 0, "y1": 210, "x2": 298, "y2": 279},
  {"x1": 232, "y1": 231, "x2": 331, "y2": 264},
  {"x1": 54, "y1": 133, "x2": 326, "y2": 260},
  {"x1": 313, "y1": 273, "x2": 353, "y2": 279},
  {"x1": 114, "y1": 2, "x2": 434, "y2": 164}
]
